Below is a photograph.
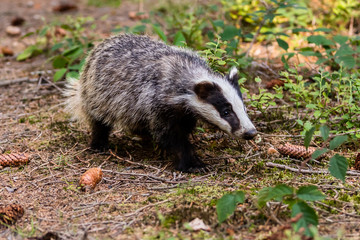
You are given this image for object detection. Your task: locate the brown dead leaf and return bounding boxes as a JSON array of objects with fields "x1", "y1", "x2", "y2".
[
  {"x1": 128, "y1": 11, "x2": 149, "y2": 21},
  {"x1": 53, "y1": 3, "x2": 78, "y2": 13},
  {"x1": 266, "y1": 79, "x2": 284, "y2": 89},
  {"x1": 11, "y1": 17, "x2": 25, "y2": 26}
]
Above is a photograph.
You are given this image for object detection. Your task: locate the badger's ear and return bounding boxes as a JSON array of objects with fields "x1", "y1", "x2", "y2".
[
  {"x1": 194, "y1": 81, "x2": 218, "y2": 100},
  {"x1": 226, "y1": 66, "x2": 239, "y2": 86}
]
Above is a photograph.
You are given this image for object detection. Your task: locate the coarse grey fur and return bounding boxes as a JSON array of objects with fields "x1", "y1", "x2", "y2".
[{"x1": 65, "y1": 34, "x2": 256, "y2": 172}]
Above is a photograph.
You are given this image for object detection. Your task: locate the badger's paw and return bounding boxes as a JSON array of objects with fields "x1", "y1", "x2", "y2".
[{"x1": 177, "y1": 158, "x2": 208, "y2": 173}]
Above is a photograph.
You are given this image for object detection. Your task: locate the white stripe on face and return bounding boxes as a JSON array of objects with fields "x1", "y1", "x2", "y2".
[
  {"x1": 191, "y1": 72, "x2": 256, "y2": 137},
  {"x1": 188, "y1": 94, "x2": 232, "y2": 134}
]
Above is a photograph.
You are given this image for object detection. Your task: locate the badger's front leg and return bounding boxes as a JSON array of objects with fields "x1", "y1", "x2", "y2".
[
  {"x1": 171, "y1": 134, "x2": 206, "y2": 172},
  {"x1": 154, "y1": 112, "x2": 205, "y2": 172}
]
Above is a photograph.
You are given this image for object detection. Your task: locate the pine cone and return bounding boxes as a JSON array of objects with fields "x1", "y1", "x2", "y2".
[
  {"x1": 0, "y1": 153, "x2": 29, "y2": 167},
  {"x1": 355, "y1": 153, "x2": 360, "y2": 171},
  {"x1": 277, "y1": 143, "x2": 317, "y2": 160},
  {"x1": 79, "y1": 168, "x2": 103, "y2": 191},
  {"x1": 0, "y1": 204, "x2": 24, "y2": 225}
]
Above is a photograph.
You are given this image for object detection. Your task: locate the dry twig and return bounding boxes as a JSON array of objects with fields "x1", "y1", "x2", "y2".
[{"x1": 266, "y1": 162, "x2": 360, "y2": 176}]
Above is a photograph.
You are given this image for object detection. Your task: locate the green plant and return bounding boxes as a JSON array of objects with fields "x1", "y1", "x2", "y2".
[
  {"x1": 281, "y1": 67, "x2": 360, "y2": 134},
  {"x1": 17, "y1": 16, "x2": 98, "y2": 81},
  {"x1": 248, "y1": 77, "x2": 284, "y2": 121},
  {"x1": 257, "y1": 184, "x2": 325, "y2": 237},
  {"x1": 87, "y1": 0, "x2": 121, "y2": 7},
  {"x1": 199, "y1": 37, "x2": 239, "y2": 72},
  {"x1": 305, "y1": 125, "x2": 348, "y2": 182},
  {"x1": 216, "y1": 191, "x2": 245, "y2": 223}
]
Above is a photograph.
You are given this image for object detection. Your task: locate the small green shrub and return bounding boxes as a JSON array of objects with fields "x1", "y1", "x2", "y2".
[{"x1": 18, "y1": 16, "x2": 98, "y2": 81}]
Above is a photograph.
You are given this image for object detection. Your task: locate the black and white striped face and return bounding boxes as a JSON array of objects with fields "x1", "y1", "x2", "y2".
[{"x1": 192, "y1": 67, "x2": 257, "y2": 140}]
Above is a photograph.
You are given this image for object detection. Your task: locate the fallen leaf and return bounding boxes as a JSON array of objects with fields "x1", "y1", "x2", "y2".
[
  {"x1": 1, "y1": 46, "x2": 14, "y2": 56},
  {"x1": 188, "y1": 218, "x2": 211, "y2": 231}
]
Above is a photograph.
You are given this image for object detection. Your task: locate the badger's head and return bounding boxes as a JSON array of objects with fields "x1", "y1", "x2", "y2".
[{"x1": 192, "y1": 67, "x2": 257, "y2": 140}]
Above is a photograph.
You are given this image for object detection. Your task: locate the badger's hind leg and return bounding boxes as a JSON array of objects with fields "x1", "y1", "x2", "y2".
[{"x1": 90, "y1": 119, "x2": 112, "y2": 151}]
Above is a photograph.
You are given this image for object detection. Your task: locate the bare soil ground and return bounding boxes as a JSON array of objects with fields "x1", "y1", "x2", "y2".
[{"x1": 1, "y1": 1, "x2": 360, "y2": 240}]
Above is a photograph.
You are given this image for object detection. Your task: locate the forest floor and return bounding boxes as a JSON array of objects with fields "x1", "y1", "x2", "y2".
[{"x1": 1, "y1": 1, "x2": 360, "y2": 240}]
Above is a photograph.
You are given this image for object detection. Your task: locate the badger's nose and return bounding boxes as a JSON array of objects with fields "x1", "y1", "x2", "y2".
[{"x1": 243, "y1": 129, "x2": 257, "y2": 140}]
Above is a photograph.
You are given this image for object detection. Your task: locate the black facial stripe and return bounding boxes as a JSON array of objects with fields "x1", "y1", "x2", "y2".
[{"x1": 202, "y1": 83, "x2": 241, "y2": 133}]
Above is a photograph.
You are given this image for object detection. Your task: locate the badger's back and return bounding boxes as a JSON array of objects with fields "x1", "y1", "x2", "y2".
[{"x1": 65, "y1": 34, "x2": 212, "y2": 132}]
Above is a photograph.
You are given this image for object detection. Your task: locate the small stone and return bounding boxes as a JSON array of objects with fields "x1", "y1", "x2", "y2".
[
  {"x1": 6, "y1": 26, "x2": 21, "y2": 36},
  {"x1": 26, "y1": 1, "x2": 34, "y2": 8},
  {"x1": 5, "y1": 186, "x2": 16, "y2": 193}
]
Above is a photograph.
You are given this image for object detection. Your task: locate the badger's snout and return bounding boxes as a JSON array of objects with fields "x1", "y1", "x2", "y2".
[{"x1": 242, "y1": 129, "x2": 257, "y2": 140}]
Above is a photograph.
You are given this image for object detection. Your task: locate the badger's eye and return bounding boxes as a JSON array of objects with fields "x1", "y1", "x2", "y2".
[{"x1": 222, "y1": 109, "x2": 231, "y2": 117}]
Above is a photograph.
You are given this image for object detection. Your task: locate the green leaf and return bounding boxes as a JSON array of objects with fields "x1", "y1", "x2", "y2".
[
  {"x1": 276, "y1": 38, "x2": 289, "y2": 51},
  {"x1": 307, "y1": 35, "x2": 333, "y2": 46},
  {"x1": 217, "y1": 191, "x2": 245, "y2": 223},
  {"x1": 311, "y1": 148, "x2": 328, "y2": 160},
  {"x1": 329, "y1": 135, "x2": 348, "y2": 150},
  {"x1": 257, "y1": 185, "x2": 293, "y2": 207},
  {"x1": 313, "y1": 27, "x2": 332, "y2": 33},
  {"x1": 39, "y1": 26, "x2": 49, "y2": 37},
  {"x1": 50, "y1": 42, "x2": 64, "y2": 53},
  {"x1": 329, "y1": 154, "x2": 348, "y2": 182},
  {"x1": 313, "y1": 110, "x2": 321, "y2": 118},
  {"x1": 21, "y1": 31, "x2": 35, "y2": 39},
  {"x1": 60, "y1": 24, "x2": 73, "y2": 31},
  {"x1": 333, "y1": 35, "x2": 348, "y2": 45},
  {"x1": 66, "y1": 71, "x2": 79, "y2": 79},
  {"x1": 291, "y1": 201, "x2": 318, "y2": 236},
  {"x1": 68, "y1": 63, "x2": 82, "y2": 70},
  {"x1": 296, "y1": 186, "x2": 325, "y2": 201},
  {"x1": 320, "y1": 125, "x2": 330, "y2": 141},
  {"x1": 257, "y1": 187, "x2": 273, "y2": 207},
  {"x1": 299, "y1": 50, "x2": 321, "y2": 57},
  {"x1": 16, "y1": 46, "x2": 42, "y2": 61},
  {"x1": 304, "y1": 127, "x2": 315, "y2": 149},
  {"x1": 131, "y1": 24, "x2": 146, "y2": 34},
  {"x1": 173, "y1": 31, "x2": 186, "y2": 47},
  {"x1": 217, "y1": 60, "x2": 226, "y2": 65},
  {"x1": 52, "y1": 56, "x2": 68, "y2": 69},
  {"x1": 152, "y1": 25, "x2": 167, "y2": 43},
  {"x1": 335, "y1": 45, "x2": 353, "y2": 57},
  {"x1": 63, "y1": 46, "x2": 81, "y2": 57},
  {"x1": 53, "y1": 68, "x2": 67, "y2": 82},
  {"x1": 335, "y1": 55, "x2": 355, "y2": 69},
  {"x1": 271, "y1": 184, "x2": 294, "y2": 202},
  {"x1": 292, "y1": 28, "x2": 310, "y2": 33},
  {"x1": 220, "y1": 25, "x2": 241, "y2": 41},
  {"x1": 212, "y1": 20, "x2": 224, "y2": 28}
]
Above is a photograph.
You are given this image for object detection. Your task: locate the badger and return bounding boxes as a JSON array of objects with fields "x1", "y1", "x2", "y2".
[{"x1": 64, "y1": 34, "x2": 257, "y2": 172}]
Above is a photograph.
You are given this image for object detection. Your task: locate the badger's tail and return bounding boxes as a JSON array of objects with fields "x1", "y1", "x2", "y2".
[{"x1": 63, "y1": 77, "x2": 87, "y2": 123}]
